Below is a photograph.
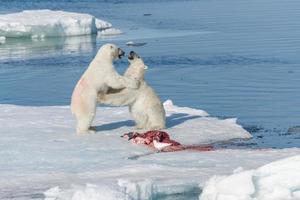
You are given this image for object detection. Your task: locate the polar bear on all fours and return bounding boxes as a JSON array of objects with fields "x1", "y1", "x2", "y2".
[
  {"x1": 71, "y1": 44, "x2": 139, "y2": 134},
  {"x1": 98, "y1": 51, "x2": 166, "y2": 130}
]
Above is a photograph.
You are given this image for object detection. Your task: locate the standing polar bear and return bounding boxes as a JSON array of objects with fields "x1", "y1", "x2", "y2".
[
  {"x1": 98, "y1": 51, "x2": 166, "y2": 130},
  {"x1": 71, "y1": 44, "x2": 139, "y2": 134}
]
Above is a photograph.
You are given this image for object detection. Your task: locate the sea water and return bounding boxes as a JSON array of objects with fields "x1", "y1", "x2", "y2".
[{"x1": 0, "y1": 0, "x2": 300, "y2": 149}]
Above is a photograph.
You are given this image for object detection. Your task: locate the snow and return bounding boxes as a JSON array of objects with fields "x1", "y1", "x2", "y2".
[
  {"x1": 200, "y1": 155, "x2": 300, "y2": 200},
  {"x1": 0, "y1": 100, "x2": 299, "y2": 199},
  {"x1": 0, "y1": 10, "x2": 114, "y2": 38},
  {"x1": 163, "y1": 100, "x2": 251, "y2": 145}
]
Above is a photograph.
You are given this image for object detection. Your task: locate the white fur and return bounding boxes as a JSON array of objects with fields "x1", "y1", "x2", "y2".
[
  {"x1": 98, "y1": 54, "x2": 166, "y2": 130},
  {"x1": 71, "y1": 43, "x2": 139, "y2": 134}
]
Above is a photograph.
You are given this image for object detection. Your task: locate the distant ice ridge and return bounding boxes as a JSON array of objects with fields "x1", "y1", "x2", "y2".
[
  {"x1": 0, "y1": 10, "x2": 122, "y2": 39},
  {"x1": 200, "y1": 155, "x2": 300, "y2": 200}
]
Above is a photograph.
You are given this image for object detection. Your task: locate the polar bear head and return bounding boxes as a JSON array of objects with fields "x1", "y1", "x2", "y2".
[
  {"x1": 124, "y1": 51, "x2": 148, "y2": 80},
  {"x1": 96, "y1": 43, "x2": 125, "y2": 62}
]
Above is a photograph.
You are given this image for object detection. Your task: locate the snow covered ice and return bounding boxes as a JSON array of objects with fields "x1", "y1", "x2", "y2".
[
  {"x1": 0, "y1": 10, "x2": 115, "y2": 39},
  {"x1": 200, "y1": 155, "x2": 300, "y2": 200},
  {"x1": 1, "y1": 100, "x2": 300, "y2": 199}
]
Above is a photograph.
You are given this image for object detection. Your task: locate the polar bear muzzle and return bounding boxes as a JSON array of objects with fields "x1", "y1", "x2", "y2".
[
  {"x1": 118, "y1": 48, "x2": 125, "y2": 59},
  {"x1": 128, "y1": 51, "x2": 140, "y2": 60}
]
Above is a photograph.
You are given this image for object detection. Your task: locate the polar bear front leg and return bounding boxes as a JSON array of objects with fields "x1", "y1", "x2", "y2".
[
  {"x1": 145, "y1": 107, "x2": 166, "y2": 130},
  {"x1": 107, "y1": 71, "x2": 140, "y2": 89}
]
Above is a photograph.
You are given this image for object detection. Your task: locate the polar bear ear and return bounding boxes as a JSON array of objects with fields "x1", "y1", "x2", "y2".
[{"x1": 144, "y1": 65, "x2": 148, "y2": 69}]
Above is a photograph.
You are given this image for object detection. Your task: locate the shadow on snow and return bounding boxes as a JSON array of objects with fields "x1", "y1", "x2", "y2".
[{"x1": 95, "y1": 113, "x2": 201, "y2": 132}]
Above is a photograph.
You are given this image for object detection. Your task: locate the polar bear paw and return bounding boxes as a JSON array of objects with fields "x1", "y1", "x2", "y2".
[
  {"x1": 134, "y1": 124, "x2": 145, "y2": 130},
  {"x1": 128, "y1": 78, "x2": 140, "y2": 89},
  {"x1": 89, "y1": 126, "x2": 97, "y2": 131},
  {"x1": 76, "y1": 126, "x2": 96, "y2": 135}
]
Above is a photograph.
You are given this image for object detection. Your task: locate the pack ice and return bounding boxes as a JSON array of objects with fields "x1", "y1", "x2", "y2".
[
  {"x1": 1, "y1": 100, "x2": 299, "y2": 199},
  {"x1": 0, "y1": 10, "x2": 118, "y2": 39}
]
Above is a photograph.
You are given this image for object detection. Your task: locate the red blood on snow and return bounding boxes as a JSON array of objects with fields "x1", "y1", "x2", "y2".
[{"x1": 122, "y1": 130, "x2": 214, "y2": 152}]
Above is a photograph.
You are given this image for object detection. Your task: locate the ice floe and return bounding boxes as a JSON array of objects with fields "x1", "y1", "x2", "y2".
[
  {"x1": 0, "y1": 101, "x2": 299, "y2": 199},
  {"x1": 200, "y1": 155, "x2": 300, "y2": 200},
  {"x1": 0, "y1": 10, "x2": 116, "y2": 39},
  {"x1": 126, "y1": 41, "x2": 147, "y2": 47}
]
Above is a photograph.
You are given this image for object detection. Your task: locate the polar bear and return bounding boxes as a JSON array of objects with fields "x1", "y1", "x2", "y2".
[
  {"x1": 71, "y1": 44, "x2": 139, "y2": 134},
  {"x1": 98, "y1": 51, "x2": 166, "y2": 130}
]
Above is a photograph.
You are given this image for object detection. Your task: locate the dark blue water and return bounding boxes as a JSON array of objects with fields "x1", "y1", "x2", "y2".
[{"x1": 1, "y1": 0, "x2": 300, "y2": 149}]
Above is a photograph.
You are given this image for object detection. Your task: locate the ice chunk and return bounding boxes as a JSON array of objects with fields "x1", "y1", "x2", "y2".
[
  {"x1": 118, "y1": 179, "x2": 153, "y2": 199},
  {"x1": 126, "y1": 41, "x2": 147, "y2": 47},
  {"x1": 95, "y1": 18, "x2": 112, "y2": 30},
  {"x1": 0, "y1": 10, "x2": 113, "y2": 38},
  {"x1": 0, "y1": 101, "x2": 265, "y2": 199},
  {"x1": 287, "y1": 126, "x2": 300, "y2": 134},
  {"x1": 200, "y1": 171, "x2": 255, "y2": 200},
  {"x1": 200, "y1": 155, "x2": 300, "y2": 200},
  {"x1": 44, "y1": 186, "x2": 61, "y2": 200},
  {"x1": 99, "y1": 28, "x2": 123, "y2": 36}
]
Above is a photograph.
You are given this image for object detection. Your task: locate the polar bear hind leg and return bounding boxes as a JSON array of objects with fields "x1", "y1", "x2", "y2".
[
  {"x1": 146, "y1": 106, "x2": 166, "y2": 130},
  {"x1": 132, "y1": 112, "x2": 148, "y2": 130},
  {"x1": 74, "y1": 99, "x2": 97, "y2": 134}
]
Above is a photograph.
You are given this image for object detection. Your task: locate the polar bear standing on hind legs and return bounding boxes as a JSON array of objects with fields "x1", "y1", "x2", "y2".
[
  {"x1": 98, "y1": 51, "x2": 166, "y2": 130},
  {"x1": 71, "y1": 44, "x2": 139, "y2": 134}
]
